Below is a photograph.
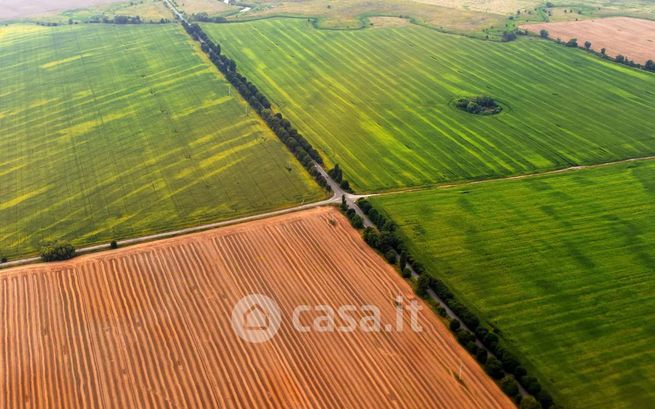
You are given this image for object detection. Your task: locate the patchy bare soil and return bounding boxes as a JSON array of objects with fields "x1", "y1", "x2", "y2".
[
  {"x1": 522, "y1": 17, "x2": 655, "y2": 64},
  {"x1": 0, "y1": 207, "x2": 513, "y2": 409},
  {"x1": 369, "y1": 16, "x2": 411, "y2": 27}
]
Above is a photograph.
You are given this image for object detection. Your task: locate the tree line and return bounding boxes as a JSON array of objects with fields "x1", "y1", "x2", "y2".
[
  {"x1": 342, "y1": 198, "x2": 558, "y2": 409},
  {"x1": 182, "y1": 22, "x2": 330, "y2": 190},
  {"x1": 191, "y1": 12, "x2": 228, "y2": 23},
  {"x1": 539, "y1": 30, "x2": 655, "y2": 73}
]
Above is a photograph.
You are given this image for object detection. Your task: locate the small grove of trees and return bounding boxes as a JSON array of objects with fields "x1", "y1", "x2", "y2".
[
  {"x1": 454, "y1": 95, "x2": 502, "y2": 115},
  {"x1": 181, "y1": 21, "x2": 330, "y2": 191},
  {"x1": 87, "y1": 15, "x2": 143, "y2": 24},
  {"x1": 191, "y1": 12, "x2": 227, "y2": 23},
  {"x1": 40, "y1": 241, "x2": 76, "y2": 262}
]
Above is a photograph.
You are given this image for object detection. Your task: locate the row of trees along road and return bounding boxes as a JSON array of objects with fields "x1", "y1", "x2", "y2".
[{"x1": 181, "y1": 22, "x2": 330, "y2": 190}]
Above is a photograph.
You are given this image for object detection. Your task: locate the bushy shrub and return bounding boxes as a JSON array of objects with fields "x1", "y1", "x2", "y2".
[
  {"x1": 519, "y1": 396, "x2": 543, "y2": 409},
  {"x1": 415, "y1": 275, "x2": 431, "y2": 298},
  {"x1": 476, "y1": 348, "x2": 488, "y2": 364},
  {"x1": 40, "y1": 241, "x2": 76, "y2": 262},
  {"x1": 499, "y1": 376, "x2": 520, "y2": 399},
  {"x1": 536, "y1": 390, "x2": 554, "y2": 409},
  {"x1": 449, "y1": 319, "x2": 461, "y2": 331},
  {"x1": 384, "y1": 250, "x2": 397, "y2": 264},
  {"x1": 484, "y1": 356, "x2": 504, "y2": 379},
  {"x1": 520, "y1": 375, "x2": 542, "y2": 395}
]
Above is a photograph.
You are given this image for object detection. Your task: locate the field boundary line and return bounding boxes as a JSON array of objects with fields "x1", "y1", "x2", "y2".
[
  {"x1": 366, "y1": 154, "x2": 655, "y2": 198},
  {"x1": 0, "y1": 191, "x2": 341, "y2": 270}
]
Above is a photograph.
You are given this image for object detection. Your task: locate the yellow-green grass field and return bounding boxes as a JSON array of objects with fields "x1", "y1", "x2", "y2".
[
  {"x1": 203, "y1": 18, "x2": 655, "y2": 193},
  {"x1": 0, "y1": 23, "x2": 323, "y2": 259},
  {"x1": 370, "y1": 160, "x2": 655, "y2": 409}
]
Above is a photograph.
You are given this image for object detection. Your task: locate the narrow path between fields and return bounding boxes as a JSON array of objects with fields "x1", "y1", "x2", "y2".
[{"x1": 367, "y1": 154, "x2": 655, "y2": 198}]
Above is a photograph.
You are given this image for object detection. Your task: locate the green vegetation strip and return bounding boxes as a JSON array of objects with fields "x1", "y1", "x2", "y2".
[
  {"x1": 0, "y1": 23, "x2": 323, "y2": 259},
  {"x1": 203, "y1": 18, "x2": 655, "y2": 193},
  {"x1": 370, "y1": 160, "x2": 655, "y2": 409}
]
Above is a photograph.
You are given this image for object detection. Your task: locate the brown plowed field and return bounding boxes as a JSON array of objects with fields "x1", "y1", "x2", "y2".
[
  {"x1": 0, "y1": 207, "x2": 513, "y2": 409},
  {"x1": 522, "y1": 17, "x2": 655, "y2": 64}
]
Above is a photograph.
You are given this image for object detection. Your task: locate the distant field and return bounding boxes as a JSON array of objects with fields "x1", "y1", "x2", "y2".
[
  {"x1": 204, "y1": 19, "x2": 655, "y2": 192},
  {"x1": 0, "y1": 0, "x2": 116, "y2": 21},
  {"x1": 522, "y1": 17, "x2": 655, "y2": 64},
  {"x1": 370, "y1": 160, "x2": 655, "y2": 409},
  {"x1": 0, "y1": 23, "x2": 323, "y2": 259},
  {"x1": 229, "y1": 0, "x2": 505, "y2": 31},
  {"x1": 0, "y1": 207, "x2": 514, "y2": 409},
  {"x1": 176, "y1": 0, "x2": 237, "y2": 17}
]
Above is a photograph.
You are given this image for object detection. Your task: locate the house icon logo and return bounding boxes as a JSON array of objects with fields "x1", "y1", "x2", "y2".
[{"x1": 231, "y1": 294, "x2": 282, "y2": 343}]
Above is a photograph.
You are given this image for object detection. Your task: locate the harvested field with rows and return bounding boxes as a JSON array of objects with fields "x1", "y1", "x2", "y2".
[
  {"x1": 0, "y1": 207, "x2": 513, "y2": 409},
  {"x1": 522, "y1": 17, "x2": 655, "y2": 64}
]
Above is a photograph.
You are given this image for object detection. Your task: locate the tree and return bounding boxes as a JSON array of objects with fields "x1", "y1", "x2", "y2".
[
  {"x1": 415, "y1": 275, "x2": 431, "y2": 297},
  {"x1": 0, "y1": 257, "x2": 7, "y2": 263},
  {"x1": 519, "y1": 396, "x2": 543, "y2": 409},
  {"x1": 329, "y1": 164, "x2": 343, "y2": 183},
  {"x1": 340, "y1": 194, "x2": 348, "y2": 211},
  {"x1": 399, "y1": 251, "x2": 407, "y2": 271},
  {"x1": 110, "y1": 240, "x2": 118, "y2": 249},
  {"x1": 565, "y1": 38, "x2": 578, "y2": 47},
  {"x1": 40, "y1": 241, "x2": 76, "y2": 262},
  {"x1": 615, "y1": 54, "x2": 625, "y2": 63},
  {"x1": 520, "y1": 375, "x2": 542, "y2": 395},
  {"x1": 539, "y1": 29, "x2": 549, "y2": 38},
  {"x1": 584, "y1": 40, "x2": 591, "y2": 50},
  {"x1": 340, "y1": 180, "x2": 350, "y2": 191},
  {"x1": 449, "y1": 319, "x2": 461, "y2": 331},
  {"x1": 384, "y1": 250, "x2": 397, "y2": 264},
  {"x1": 350, "y1": 214, "x2": 364, "y2": 229},
  {"x1": 484, "y1": 356, "x2": 504, "y2": 379},
  {"x1": 476, "y1": 348, "x2": 488, "y2": 364},
  {"x1": 499, "y1": 376, "x2": 520, "y2": 398},
  {"x1": 600, "y1": 47, "x2": 606, "y2": 56},
  {"x1": 645, "y1": 60, "x2": 655, "y2": 71},
  {"x1": 402, "y1": 267, "x2": 412, "y2": 279}
]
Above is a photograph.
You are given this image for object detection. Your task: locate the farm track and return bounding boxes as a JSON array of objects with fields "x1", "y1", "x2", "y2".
[
  {"x1": 0, "y1": 207, "x2": 514, "y2": 409},
  {"x1": 5, "y1": 153, "x2": 654, "y2": 269},
  {"x1": 370, "y1": 153, "x2": 655, "y2": 196}
]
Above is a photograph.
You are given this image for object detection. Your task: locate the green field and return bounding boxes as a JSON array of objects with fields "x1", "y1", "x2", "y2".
[
  {"x1": 0, "y1": 23, "x2": 323, "y2": 259},
  {"x1": 203, "y1": 18, "x2": 655, "y2": 192},
  {"x1": 370, "y1": 160, "x2": 655, "y2": 409}
]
